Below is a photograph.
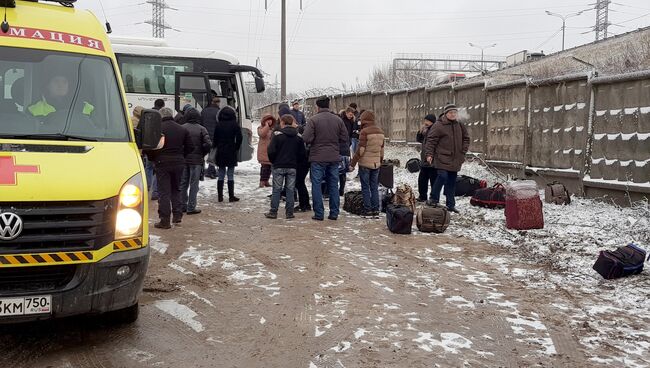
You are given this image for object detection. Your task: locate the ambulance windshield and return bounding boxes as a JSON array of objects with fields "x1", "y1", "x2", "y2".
[{"x1": 0, "y1": 47, "x2": 129, "y2": 142}]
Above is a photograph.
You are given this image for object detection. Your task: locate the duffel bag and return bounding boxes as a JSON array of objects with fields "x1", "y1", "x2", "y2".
[
  {"x1": 343, "y1": 191, "x2": 364, "y2": 215},
  {"x1": 406, "y1": 158, "x2": 421, "y2": 173},
  {"x1": 455, "y1": 175, "x2": 487, "y2": 197},
  {"x1": 545, "y1": 181, "x2": 571, "y2": 205},
  {"x1": 416, "y1": 205, "x2": 450, "y2": 233},
  {"x1": 593, "y1": 243, "x2": 647, "y2": 280},
  {"x1": 470, "y1": 184, "x2": 506, "y2": 209},
  {"x1": 386, "y1": 204, "x2": 413, "y2": 234}
]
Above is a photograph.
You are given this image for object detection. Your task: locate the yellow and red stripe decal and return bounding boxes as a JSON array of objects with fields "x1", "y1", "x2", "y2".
[{"x1": 0, "y1": 237, "x2": 145, "y2": 267}]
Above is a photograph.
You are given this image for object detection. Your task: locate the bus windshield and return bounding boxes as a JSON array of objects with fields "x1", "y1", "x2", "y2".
[{"x1": 0, "y1": 47, "x2": 129, "y2": 141}]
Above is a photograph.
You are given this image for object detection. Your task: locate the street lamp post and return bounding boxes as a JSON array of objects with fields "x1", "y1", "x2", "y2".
[
  {"x1": 545, "y1": 10, "x2": 585, "y2": 51},
  {"x1": 468, "y1": 43, "x2": 497, "y2": 73}
]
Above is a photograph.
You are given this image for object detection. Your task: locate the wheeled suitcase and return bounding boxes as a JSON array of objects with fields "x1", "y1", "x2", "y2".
[{"x1": 379, "y1": 163, "x2": 394, "y2": 188}]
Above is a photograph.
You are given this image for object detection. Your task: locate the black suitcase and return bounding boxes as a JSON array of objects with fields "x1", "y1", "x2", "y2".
[
  {"x1": 379, "y1": 163, "x2": 394, "y2": 188},
  {"x1": 406, "y1": 158, "x2": 421, "y2": 173},
  {"x1": 386, "y1": 204, "x2": 413, "y2": 234},
  {"x1": 343, "y1": 191, "x2": 364, "y2": 215},
  {"x1": 455, "y1": 175, "x2": 487, "y2": 197},
  {"x1": 593, "y1": 244, "x2": 646, "y2": 279}
]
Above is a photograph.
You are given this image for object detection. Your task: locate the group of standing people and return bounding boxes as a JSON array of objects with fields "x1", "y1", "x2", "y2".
[
  {"x1": 258, "y1": 96, "x2": 386, "y2": 220},
  {"x1": 132, "y1": 96, "x2": 244, "y2": 229}
]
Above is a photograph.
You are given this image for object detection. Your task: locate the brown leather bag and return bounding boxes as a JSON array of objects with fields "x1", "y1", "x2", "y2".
[
  {"x1": 545, "y1": 182, "x2": 571, "y2": 205},
  {"x1": 416, "y1": 205, "x2": 450, "y2": 233}
]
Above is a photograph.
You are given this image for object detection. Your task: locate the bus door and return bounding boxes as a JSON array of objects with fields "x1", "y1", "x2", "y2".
[{"x1": 174, "y1": 72, "x2": 238, "y2": 113}]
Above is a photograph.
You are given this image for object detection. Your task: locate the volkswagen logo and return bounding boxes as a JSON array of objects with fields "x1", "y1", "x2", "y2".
[{"x1": 0, "y1": 212, "x2": 23, "y2": 241}]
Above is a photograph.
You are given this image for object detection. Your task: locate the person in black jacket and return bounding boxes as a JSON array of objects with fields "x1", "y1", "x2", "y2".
[
  {"x1": 201, "y1": 97, "x2": 221, "y2": 179},
  {"x1": 416, "y1": 114, "x2": 438, "y2": 202},
  {"x1": 180, "y1": 108, "x2": 212, "y2": 215},
  {"x1": 213, "y1": 106, "x2": 243, "y2": 202},
  {"x1": 265, "y1": 115, "x2": 307, "y2": 219},
  {"x1": 148, "y1": 107, "x2": 194, "y2": 229}
]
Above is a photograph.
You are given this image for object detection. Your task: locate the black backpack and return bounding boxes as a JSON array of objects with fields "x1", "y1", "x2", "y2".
[
  {"x1": 593, "y1": 244, "x2": 647, "y2": 279},
  {"x1": 470, "y1": 184, "x2": 506, "y2": 209},
  {"x1": 343, "y1": 191, "x2": 364, "y2": 215},
  {"x1": 386, "y1": 204, "x2": 413, "y2": 234},
  {"x1": 406, "y1": 158, "x2": 421, "y2": 173},
  {"x1": 455, "y1": 175, "x2": 487, "y2": 197}
]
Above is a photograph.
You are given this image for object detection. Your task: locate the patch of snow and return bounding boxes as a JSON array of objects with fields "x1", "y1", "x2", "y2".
[{"x1": 155, "y1": 300, "x2": 204, "y2": 333}]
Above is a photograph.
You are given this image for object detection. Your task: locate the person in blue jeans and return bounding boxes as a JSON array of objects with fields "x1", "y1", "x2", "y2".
[
  {"x1": 424, "y1": 104, "x2": 470, "y2": 213},
  {"x1": 265, "y1": 115, "x2": 306, "y2": 219},
  {"x1": 349, "y1": 110, "x2": 385, "y2": 216},
  {"x1": 302, "y1": 96, "x2": 349, "y2": 221},
  {"x1": 180, "y1": 108, "x2": 212, "y2": 214}
]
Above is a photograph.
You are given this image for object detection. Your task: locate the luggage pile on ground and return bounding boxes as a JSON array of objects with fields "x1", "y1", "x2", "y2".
[{"x1": 504, "y1": 180, "x2": 544, "y2": 230}]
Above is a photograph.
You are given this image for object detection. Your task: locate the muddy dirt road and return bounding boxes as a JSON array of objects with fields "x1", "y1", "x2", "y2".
[{"x1": 0, "y1": 161, "x2": 626, "y2": 368}]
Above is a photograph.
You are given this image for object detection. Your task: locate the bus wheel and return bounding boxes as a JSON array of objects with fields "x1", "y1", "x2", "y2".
[{"x1": 105, "y1": 303, "x2": 139, "y2": 324}]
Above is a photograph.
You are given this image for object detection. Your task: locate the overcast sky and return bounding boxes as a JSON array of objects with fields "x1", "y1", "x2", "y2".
[{"x1": 79, "y1": 0, "x2": 650, "y2": 93}]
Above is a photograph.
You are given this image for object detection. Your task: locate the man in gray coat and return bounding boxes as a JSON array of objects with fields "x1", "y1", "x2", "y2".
[{"x1": 302, "y1": 96, "x2": 349, "y2": 221}]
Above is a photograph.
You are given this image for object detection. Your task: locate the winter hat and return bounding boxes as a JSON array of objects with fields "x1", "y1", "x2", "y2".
[
  {"x1": 278, "y1": 103, "x2": 291, "y2": 117},
  {"x1": 182, "y1": 104, "x2": 193, "y2": 113},
  {"x1": 424, "y1": 114, "x2": 436, "y2": 124},
  {"x1": 261, "y1": 114, "x2": 275, "y2": 124},
  {"x1": 218, "y1": 106, "x2": 237, "y2": 122},
  {"x1": 360, "y1": 110, "x2": 375, "y2": 123},
  {"x1": 443, "y1": 104, "x2": 458, "y2": 115}
]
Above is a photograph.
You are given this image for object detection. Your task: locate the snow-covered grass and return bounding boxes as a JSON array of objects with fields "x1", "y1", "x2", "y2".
[{"x1": 383, "y1": 143, "x2": 650, "y2": 365}]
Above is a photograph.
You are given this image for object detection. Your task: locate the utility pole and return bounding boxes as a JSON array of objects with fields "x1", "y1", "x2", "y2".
[
  {"x1": 468, "y1": 43, "x2": 497, "y2": 72},
  {"x1": 281, "y1": 0, "x2": 286, "y2": 100},
  {"x1": 145, "y1": 0, "x2": 175, "y2": 38},
  {"x1": 545, "y1": 10, "x2": 585, "y2": 51},
  {"x1": 594, "y1": 0, "x2": 611, "y2": 41}
]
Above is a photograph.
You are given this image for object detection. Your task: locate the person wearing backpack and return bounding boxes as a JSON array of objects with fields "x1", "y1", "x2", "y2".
[
  {"x1": 424, "y1": 104, "x2": 470, "y2": 213},
  {"x1": 265, "y1": 114, "x2": 307, "y2": 219},
  {"x1": 416, "y1": 114, "x2": 438, "y2": 202},
  {"x1": 349, "y1": 110, "x2": 385, "y2": 216}
]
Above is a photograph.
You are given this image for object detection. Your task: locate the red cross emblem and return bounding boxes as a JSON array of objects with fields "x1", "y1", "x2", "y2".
[{"x1": 0, "y1": 156, "x2": 40, "y2": 185}]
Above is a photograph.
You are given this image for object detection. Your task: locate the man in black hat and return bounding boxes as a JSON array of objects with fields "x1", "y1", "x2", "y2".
[{"x1": 416, "y1": 114, "x2": 438, "y2": 202}]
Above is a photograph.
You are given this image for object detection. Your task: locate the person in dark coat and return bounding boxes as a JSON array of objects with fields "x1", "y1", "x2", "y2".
[
  {"x1": 148, "y1": 107, "x2": 194, "y2": 229},
  {"x1": 174, "y1": 103, "x2": 192, "y2": 124},
  {"x1": 338, "y1": 110, "x2": 352, "y2": 196},
  {"x1": 416, "y1": 114, "x2": 438, "y2": 202},
  {"x1": 302, "y1": 96, "x2": 349, "y2": 221},
  {"x1": 180, "y1": 108, "x2": 212, "y2": 214},
  {"x1": 213, "y1": 106, "x2": 243, "y2": 202},
  {"x1": 201, "y1": 97, "x2": 221, "y2": 179},
  {"x1": 265, "y1": 114, "x2": 307, "y2": 219},
  {"x1": 290, "y1": 101, "x2": 306, "y2": 127},
  {"x1": 424, "y1": 104, "x2": 470, "y2": 213},
  {"x1": 153, "y1": 99, "x2": 165, "y2": 110}
]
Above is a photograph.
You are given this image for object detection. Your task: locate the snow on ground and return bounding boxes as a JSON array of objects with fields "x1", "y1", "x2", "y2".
[{"x1": 384, "y1": 144, "x2": 650, "y2": 365}]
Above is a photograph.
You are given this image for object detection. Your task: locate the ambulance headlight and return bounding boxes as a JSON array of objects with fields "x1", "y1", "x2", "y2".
[
  {"x1": 116, "y1": 209, "x2": 142, "y2": 237},
  {"x1": 116, "y1": 174, "x2": 144, "y2": 240}
]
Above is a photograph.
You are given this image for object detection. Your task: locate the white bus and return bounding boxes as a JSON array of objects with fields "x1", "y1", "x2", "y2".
[{"x1": 110, "y1": 36, "x2": 265, "y2": 161}]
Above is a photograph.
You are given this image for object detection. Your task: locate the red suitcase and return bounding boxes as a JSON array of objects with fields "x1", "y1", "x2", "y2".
[{"x1": 505, "y1": 180, "x2": 544, "y2": 230}]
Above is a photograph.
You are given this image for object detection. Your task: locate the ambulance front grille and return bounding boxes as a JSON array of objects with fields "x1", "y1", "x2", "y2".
[
  {"x1": 0, "y1": 198, "x2": 117, "y2": 254},
  {"x1": 0, "y1": 265, "x2": 77, "y2": 293}
]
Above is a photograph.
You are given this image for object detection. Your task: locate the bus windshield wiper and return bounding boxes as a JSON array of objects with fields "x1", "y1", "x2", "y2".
[{"x1": 0, "y1": 133, "x2": 98, "y2": 142}]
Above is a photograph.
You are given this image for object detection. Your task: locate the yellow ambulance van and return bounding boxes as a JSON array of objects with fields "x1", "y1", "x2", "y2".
[{"x1": 0, "y1": 0, "x2": 160, "y2": 323}]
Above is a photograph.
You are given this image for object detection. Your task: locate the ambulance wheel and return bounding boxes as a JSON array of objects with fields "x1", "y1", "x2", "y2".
[{"x1": 105, "y1": 303, "x2": 139, "y2": 324}]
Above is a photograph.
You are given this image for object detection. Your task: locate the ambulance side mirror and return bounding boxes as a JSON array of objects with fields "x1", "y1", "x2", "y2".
[{"x1": 137, "y1": 109, "x2": 162, "y2": 150}]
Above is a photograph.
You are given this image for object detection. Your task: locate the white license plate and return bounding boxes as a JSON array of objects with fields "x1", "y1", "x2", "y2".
[{"x1": 0, "y1": 295, "x2": 51, "y2": 316}]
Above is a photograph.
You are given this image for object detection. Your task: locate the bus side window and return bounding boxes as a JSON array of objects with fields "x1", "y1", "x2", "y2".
[{"x1": 125, "y1": 74, "x2": 135, "y2": 92}]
